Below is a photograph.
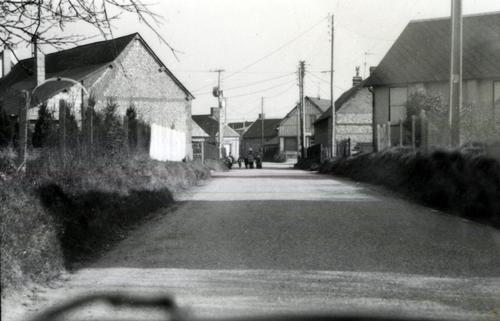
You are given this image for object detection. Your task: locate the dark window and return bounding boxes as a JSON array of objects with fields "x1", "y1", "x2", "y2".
[
  {"x1": 494, "y1": 81, "x2": 500, "y2": 123},
  {"x1": 389, "y1": 87, "x2": 408, "y2": 123}
]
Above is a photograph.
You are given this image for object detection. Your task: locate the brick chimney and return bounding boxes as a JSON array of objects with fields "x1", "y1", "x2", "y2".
[
  {"x1": 1, "y1": 50, "x2": 12, "y2": 77},
  {"x1": 352, "y1": 66, "x2": 362, "y2": 87},
  {"x1": 210, "y1": 107, "x2": 220, "y2": 120}
]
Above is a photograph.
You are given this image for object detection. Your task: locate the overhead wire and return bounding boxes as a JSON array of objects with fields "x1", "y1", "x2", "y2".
[
  {"x1": 225, "y1": 79, "x2": 297, "y2": 99},
  {"x1": 192, "y1": 15, "x2": 328, "y2": 93},
  {"x1": 193, "y1": 72, "x2": 295, "y2": 95},
  {"x1": 306, "y1": 71, "x2": 346, "y2": 91},
  {"x1": 224, "y1": 15, "x2": 328, "y2": 81}
]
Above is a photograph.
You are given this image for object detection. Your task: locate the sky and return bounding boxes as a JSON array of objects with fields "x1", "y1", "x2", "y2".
[{"x1": 13, "y1": 0, "x2": 500, "y2": 122}]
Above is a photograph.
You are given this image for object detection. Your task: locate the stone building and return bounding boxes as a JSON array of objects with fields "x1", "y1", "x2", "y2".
[
  {"x1": 0, "y1": 33, "x2": 194, "y2": 161},
  {"x1": 315, "y1": 68, "x2": 373, "y2": 154},
  {"x1": 241, "y1": 116, "x2": 281, "y2": 160},
  {"x1": 192, "y1": 107, "x2": 240, "y2": 159},
  {"x1": 366, "y1": 12, "x2": 500, "y2": 150},
  {"x1": 277, "y1": 97, "x2": 330, "y2": 161}
]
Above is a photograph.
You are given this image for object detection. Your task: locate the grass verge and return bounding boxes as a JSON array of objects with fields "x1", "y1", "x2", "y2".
[{"x1": 1, "y1": 152, "x2": 211, "y2": 294}]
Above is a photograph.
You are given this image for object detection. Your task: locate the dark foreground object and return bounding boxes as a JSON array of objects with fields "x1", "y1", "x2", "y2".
[
  {"x1": 319, "y1": 148, "x2": 500, "y2": 228},
  {"x1": 29, "y1": 292, "x2": 450, "y2": 321}
]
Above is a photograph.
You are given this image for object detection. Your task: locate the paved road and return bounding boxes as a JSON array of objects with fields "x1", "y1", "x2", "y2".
[{"x1": 8, "y1": 164, "x2": 500, "y2": 320}]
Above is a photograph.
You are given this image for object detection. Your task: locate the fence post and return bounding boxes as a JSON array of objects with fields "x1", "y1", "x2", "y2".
[
  {"x1": 411, "y1": 115, "x2": 416, "y2": 149},
  {"x1": 420, "y1": 109, "x2": 428, "y2": 153},
  {"x1": 18, "y1": 91, "x2": 29, "y2": 172},
  {"x1": 59, "y1": 99, "x2": 66, "y2": 163},
  {"x1": 399, "y1": 119, "x2": 403, "y2": 146},
  {"x1": 387, "y1": 121, "x2": 392, "y2": 148},
  {"x1": 376, "y1": 124, "x2": 381, "y2": 152}
]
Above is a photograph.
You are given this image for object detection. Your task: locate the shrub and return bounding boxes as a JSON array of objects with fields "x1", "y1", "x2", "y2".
[
  {"x1": 32, "y1": 103, "x2": 57, "y2": 148},
  {"x1": 1, "y1": 150, "x2": 210, "y2": 292}
]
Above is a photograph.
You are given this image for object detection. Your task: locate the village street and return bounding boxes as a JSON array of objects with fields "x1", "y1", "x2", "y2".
[{"x1": 9, "y1": 164, "x2": 499, "y2": 321}]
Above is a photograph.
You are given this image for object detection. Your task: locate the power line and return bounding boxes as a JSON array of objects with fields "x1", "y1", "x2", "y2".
[
  {"x1": 194, "y1": 72, "x2": 295, "y2": 95},
  {"x1": 224, "y1": 15, "x2": 329, "y2": 80},
  {"x1": 306, "y1": 71, "x2": 346, "y2": 91},
  {"x1": 191, "y1": 16, "x2": 327, "y2": 93},
  {"x1": 226, "y1": 79, "x2": 297, "y2": 99},
  {"x1": 264, "y1": 83, "x2": 297, "y2": 99}
]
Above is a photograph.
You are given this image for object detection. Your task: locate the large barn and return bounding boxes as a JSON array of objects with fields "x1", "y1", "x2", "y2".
[{"x1": 0, "y1": 33, "x2": 194, "y2": 161}]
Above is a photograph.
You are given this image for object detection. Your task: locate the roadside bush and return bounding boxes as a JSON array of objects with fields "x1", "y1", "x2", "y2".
[
  {"x1": 1, "y1": 151, "x2": 210, "y2": 293},
  {"x1": 0, "y1": 179, "x2": 63, "y2": 293},
  {"x1": 319, "y1": 148, "x2": 500, "y2": 228}
]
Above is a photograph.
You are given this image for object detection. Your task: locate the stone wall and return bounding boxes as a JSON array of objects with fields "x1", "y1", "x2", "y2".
[{"x1": 91, "y1": 37, "x2": 193, "y2": 158}]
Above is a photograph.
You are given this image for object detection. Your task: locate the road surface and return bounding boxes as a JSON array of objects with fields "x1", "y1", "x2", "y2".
[{"x1": 6, "y1": 164, "x2": 500, "y2": 320}]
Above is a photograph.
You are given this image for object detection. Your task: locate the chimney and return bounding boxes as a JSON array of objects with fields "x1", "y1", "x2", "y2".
[
  {"x1": 1, "y1": 50, "x2": 12, "y2": 77},
  {"x1": 210, "y1": 107, "x2": 220, "y2": 120},
  {"x1": 352, "y1": 66, "x2": 363, "y2": 87},
  {"x1": 35, "y1": 49, "x2": 45, "y2": 86},
  {"x1": 32, "y1": 36, "x2": 45, "y2": 86},
  {"x1": 369, "y1": 66, "x2": 377, "y2": 76}
]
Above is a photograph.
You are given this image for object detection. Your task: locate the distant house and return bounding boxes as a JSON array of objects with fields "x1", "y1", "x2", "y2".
[
  {"x1": 315, "y1": 68, "x2": 373, "y2": 154},
  {"x1": 0, "y1": 33, "x2": 194, "y2": 161},
  {"x1": 192, "y1": 107, "x2": 240, "y2": 159},
  {"x1": 366, "y1": 12, "x2": 500, "y2": 150},
  {"x1": 228, "y1": 121, "x2": 253, "y2": 136},
  {"x1": 241, "y1": 116, "x2": 281, "y2": 159},
  {"x1": 191, "y1": 119, "x2": 210, "y2": 161},
  {"x1": 277, "y1": 96, "x2": 330, "y2": 160}
]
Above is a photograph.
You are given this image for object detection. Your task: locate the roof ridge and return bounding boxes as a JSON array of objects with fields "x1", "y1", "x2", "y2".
[
  {"x1": 409, "y1": 10, "x2": 500, "y2": 24},
  {"x1": 16, "y1": 33, "x2": 138, "y2": 64}
]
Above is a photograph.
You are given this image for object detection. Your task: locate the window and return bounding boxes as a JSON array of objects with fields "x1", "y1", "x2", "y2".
[
  {"x1": 494, "y1": 81, "x2": 500, "y2": 123},
  {"x1": 389, "y1": 87, "x2": 408, "y2": 123},
  {"x1": 308, "y1": 114, "x2": 317, "y2": 131}
]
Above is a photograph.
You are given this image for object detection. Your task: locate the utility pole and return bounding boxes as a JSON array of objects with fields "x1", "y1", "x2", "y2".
[
  {"x1": 261, "y1": 97, "x2": 264, "y2": 155},
  {"x1": 298, "y1": 60, "x2": 306, "y2": 159},
  {"x1": 329, "y1": 13, "x2": 336, "y2": 157},
  {"x1": 449, "y1": 0, "x2": 462, "y2": 147},
  {"x1": 211, "y1": 69, "x2": 225, "y2": 157}
]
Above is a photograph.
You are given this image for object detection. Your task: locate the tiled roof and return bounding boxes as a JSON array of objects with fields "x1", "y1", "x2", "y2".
[
  {"x1": 191, "y1": 119, "x2": 210, "y2": 137},
  {"x1": 0, "y1": 33, "x2": 136, "y2": 92},
  {"x1": 316, "y1": 79, "x2": 367, "y2": 123},
  {"x1": 366, "y1": 12, "x2": 500, "y2": 86},
  {"x1": 0, "y1": 33, "x2": 193, "y2": 99},
  {"x1": 243, "y1": 118, "x2": 281, "y2": 139},
  {"x1": 192, "y1": 114, "x2": 240, "y2": 138},
  {"x1": 307, "y1": 97, "x2": 331, "y2": 112}
]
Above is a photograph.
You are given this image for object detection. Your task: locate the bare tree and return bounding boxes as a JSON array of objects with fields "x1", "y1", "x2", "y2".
[{"x1": 0, "y1": 0, "x2": 180, "y2": 61}]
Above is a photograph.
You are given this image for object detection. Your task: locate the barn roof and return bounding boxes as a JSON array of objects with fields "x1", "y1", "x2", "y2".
[
  {"x1": 366, "y1": 11, "x2": 500, "y2": 86},
  {"x1": 316, "y1": 79, "x2": 367, "y2": 123},
  {"x1": 0, "y1": 33, "x2": 193, "y2": 99},
  {"x1": 243, "y1": 118, "x2": 281, "y2": 139},
  {"x1": 192, "y1": 114, "x2": 240, "y2": 138}
]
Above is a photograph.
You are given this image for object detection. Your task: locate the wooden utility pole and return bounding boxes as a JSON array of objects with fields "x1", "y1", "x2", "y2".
[
  {"x1": 299, "y1": 60, "x2": 306, "y2": 159},
  {"x1": 449, "y1": 0, "x2": 462, "y2": 147},
  {"x1": 330, "y1": 13, "x2": 336, "y2": 157},
  {"x1": 261, "y1": 96, "x2": 264, "y2": 155},
  {"x1": 211, "y1": 69, "x2": 225, "y2": 157}
]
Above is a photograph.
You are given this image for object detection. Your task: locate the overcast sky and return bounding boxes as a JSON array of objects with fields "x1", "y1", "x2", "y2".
[{"x1": 24, "y1": 0, "x2": 500, "y2": 121}]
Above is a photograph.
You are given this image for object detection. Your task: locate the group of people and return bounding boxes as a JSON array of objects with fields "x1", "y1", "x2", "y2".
[
  {"x1": 238, "y1": 148, "x2": 262, "y2": 169},
  {"x1": 224, "y1": 148, "x2": 263, "y2": 169}
]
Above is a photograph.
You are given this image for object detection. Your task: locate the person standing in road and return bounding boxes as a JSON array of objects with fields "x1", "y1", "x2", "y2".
[
  {"x1": 247, "y1": 148, "x2": 254, "y2": 169},
  {"x1": 237, "y1": 155, "x2": 244, "y2": 168}
]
